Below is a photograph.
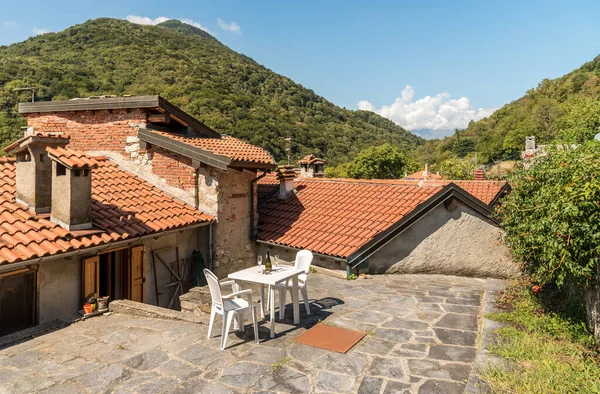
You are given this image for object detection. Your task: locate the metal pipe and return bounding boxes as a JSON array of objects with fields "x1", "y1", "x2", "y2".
[
  {"x1": 208, "y1": 222, "x2": 214, "y2": 270},
  {"x1": 0, "y1": 222, "x2": 212, "y2": 275},
  {"x1": 249, "y1": 170, "x2": 268, "y2": 241}
]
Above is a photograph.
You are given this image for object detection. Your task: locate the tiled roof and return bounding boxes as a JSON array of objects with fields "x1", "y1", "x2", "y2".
[
  {"x1": 3, "y1": 133, "x2": 69, "y2": 154},
  {"x1": 0, "y1": 156, "x2": 213, "y2": 266},
  {"x1": 405, "y1": 170, "x2": 443, "y2": 181},
  {"x1": 298, "y1": 155, "x2": 327, "y2": 165},
  {"x1": 257, "y1": 176, "x2": 507, "y2": 258},
  {"x1": 151, "y1": 130, "x2": 275, "y2": 166},
  {"x1": 258, "y1": 177, "x2": 441, "y2": 258},
  {"x1": 46, "y1": 146, "x2": 99, "y2": 169}
]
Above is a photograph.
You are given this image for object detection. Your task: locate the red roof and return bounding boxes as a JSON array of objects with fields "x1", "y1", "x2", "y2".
[
  {"x1": 0, "y1": 156, "x2": 213, "y2": 266},
  {"x1": 298, "y1": 155, "x2": 327, "y2": 165},
  {"x1": 257, "y1": 176, "x2": 507, "y2": 258},
  {"x1": 46, "y1": 146, "x2": 99, "y2": 169},
  {"x1": 151, "y1": 130, "x2": 275, "y2": 166}
]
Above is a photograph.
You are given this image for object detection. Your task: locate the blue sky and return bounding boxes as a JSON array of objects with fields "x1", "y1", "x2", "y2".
[{"x1": 1, "y1": 0, "x2": 600, "y2": 137}]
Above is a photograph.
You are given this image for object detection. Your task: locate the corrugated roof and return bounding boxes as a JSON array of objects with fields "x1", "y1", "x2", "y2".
[
  {"x1": 257, "y1": 176, "x2": 507, "y2": 259},
  {"x1": 0, "y1": 156, "x2": 213, "y2": 266}
]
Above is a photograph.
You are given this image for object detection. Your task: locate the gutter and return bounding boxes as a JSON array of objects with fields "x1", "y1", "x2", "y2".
[
  {"x1": 0, "y1": 222, "x2": 212, "y2": 275},
  {"x1": 250, "y1": 170, "x2": 268, "y2": 241}
]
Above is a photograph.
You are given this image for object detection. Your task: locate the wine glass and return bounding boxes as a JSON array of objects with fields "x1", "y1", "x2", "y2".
[
  {"x1": 257, "y1": 255, "x2": 263, "y2": 273},
  {"x1": 274, "y1": 255, "x2": 279, "y2": 269}
]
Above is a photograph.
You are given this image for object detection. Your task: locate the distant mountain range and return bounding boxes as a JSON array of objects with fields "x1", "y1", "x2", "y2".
[{"x1": 0, "y1": 18, "x2": 424, "y2": 165}]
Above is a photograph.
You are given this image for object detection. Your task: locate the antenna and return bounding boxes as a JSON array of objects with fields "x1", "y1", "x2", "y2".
[
  {"x1": 284, "y1": 137, "x2": 292, "y2": 165},
  {"x1": 13, "y1": 87, "x2": 36, "y2": 102}
]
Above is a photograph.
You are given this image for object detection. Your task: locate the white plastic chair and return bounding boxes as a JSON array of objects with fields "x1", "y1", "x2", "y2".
[
  {"x1": 273, "y1": 249, "x2": 313, "y2": 319},
  {"x1": 204, "y1": 269, "x2": 259, "y2": 350}
]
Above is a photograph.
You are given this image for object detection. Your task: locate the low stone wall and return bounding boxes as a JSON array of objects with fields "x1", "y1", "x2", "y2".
[
  {"x1": 109, "y1": 299, "x2": 205, "y2": 324},
  {"x1": 179, "y1": 286, "x2": 212, "y2": 317}
]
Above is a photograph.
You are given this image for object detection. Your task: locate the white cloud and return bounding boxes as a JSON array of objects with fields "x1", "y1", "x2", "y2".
[
  {"x1": 217, "y1": 18, "x2": 241, "y2": 33},
  {"x1": 125, "y1": 15, "x2": 170, "y2": 25},
  {"x1": 2, "y1": 21, "x2": 17, "y2": 27},
  {"x1": 32, "y1": 27, "x2": 50, "y2": 35},
  {"x1": 125, "y1": 15, "x2": 213, "y2": 34},
  {"x1": 358, "y1": 85, "x2": 496, "y2": 134}
]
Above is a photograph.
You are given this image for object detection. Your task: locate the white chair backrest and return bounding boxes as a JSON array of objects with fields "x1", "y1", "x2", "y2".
[
  {"x1": 294, "y1": 249, "x2": 313, "y2": 282},
  {"x1": 204, "y1": 269, "x2": 222, "y2": 305}
]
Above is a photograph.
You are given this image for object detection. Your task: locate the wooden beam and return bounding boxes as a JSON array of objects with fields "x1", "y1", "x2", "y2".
[{"x1": 148, "y1": 113, "x2": 171, "y2": 123}]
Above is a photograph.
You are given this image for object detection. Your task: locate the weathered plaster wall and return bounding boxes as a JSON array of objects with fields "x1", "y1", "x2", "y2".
[
  {"x1": 255, "y1": 243, "x2": 345, "y2": 271},
  {"x1": 39, "y1": 258, "x2": 80, "y2": 324},
  {"x1": 369, "y1": 201, "x2": 519, "y2": 279}
]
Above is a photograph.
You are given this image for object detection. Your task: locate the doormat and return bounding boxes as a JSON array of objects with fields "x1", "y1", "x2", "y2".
[{"x1": 294, "y1": 324, "x2": 365, "y2": 353}]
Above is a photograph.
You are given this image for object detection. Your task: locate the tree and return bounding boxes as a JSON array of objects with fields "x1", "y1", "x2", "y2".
[
  {"x1": 499, "y1": 141, "x2": 600, "y2": 287},
  {"x1": 451, "y1": 138, "x2": 475, "y2": 158},
  {"x1": 437, "y1": 157, "x2": 475, "y2": 180},
  {"x1": 325, "y1": 144, "x2": 407, "y2": 179}
]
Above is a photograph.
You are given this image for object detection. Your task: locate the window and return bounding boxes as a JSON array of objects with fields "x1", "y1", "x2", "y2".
[
  {"x1": 83, "y1": 169, "x2": 90, "y2": 177},
  {"x1": 56, "y1": 163, "x2": 66, "y2": 176},
  {"x1": 16, "y1": 152, "x2": 31, "y2": 163},
  {"x1": 39, "y1": 154, "x2": 45, "y2": 162},
  {"x1": 0, "y1": 268, "x2": 37, "y2": 336}
]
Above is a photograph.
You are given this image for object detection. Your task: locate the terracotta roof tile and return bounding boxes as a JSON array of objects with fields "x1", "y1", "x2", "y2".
[
  {"x1": 257, "y1": 175, "x2": 507, "y2": 259},
  {"x1": 151, "y1": 130, "x2": 275, "y2": 166},
  {"x1": 46, "y1": 146, "x2": 99, "y2": 169},
  {"x1": 0, "y1": 156, "x2": 214, "y2": 266}
]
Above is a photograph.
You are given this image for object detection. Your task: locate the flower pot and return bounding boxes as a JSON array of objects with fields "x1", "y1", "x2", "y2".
[
  {"x1": 97, "y1": 296, "x2": 109, "y2": 310},
  {"x1": 83, "y1": 303, "x2": 94, "y2": 314}
]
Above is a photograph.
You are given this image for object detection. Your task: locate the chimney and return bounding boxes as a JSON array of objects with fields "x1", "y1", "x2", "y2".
[
  {"x1": 525, "y1": 136, "x2": 536, "y2": 151},
  {"x1": 423, "y1": 163, "x2": 428, "y2": 178},
  {"x1": 277, "y1": 165, "x2": 296, "y2": 199},
  {"x1": 474, "y1": 169, "x2": 485, "y2": 180},
  {"x1": 46, "y1": 147, "x2": 99, "y2": 230},
  {"x1": 298, "y1": 155, "x2": 327, "y2": 178},
  {"x1": 3, "y1": 134, "x2": 69, "y2": 213}
]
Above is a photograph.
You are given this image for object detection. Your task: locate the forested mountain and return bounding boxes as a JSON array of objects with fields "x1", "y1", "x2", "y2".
[
  {"x1": 421, "y1": 55, "x2": 600, "y2": 166},
  {"x1": 0, "y1": 18, "x2": 423, "y2": 164}
]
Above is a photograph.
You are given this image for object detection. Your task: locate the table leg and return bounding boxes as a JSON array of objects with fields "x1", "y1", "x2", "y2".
[
  {"x1": 269, "y1": 285, "x2": 275, "y2": 338},
  {"x1": 292, "y1": 275, "x2": 299, "y2": 325},
  {"x1": 260, "y1": 284, "x2": 265, "y2": 319}
]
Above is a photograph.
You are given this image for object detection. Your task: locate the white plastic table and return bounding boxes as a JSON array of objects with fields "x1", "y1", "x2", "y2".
[{"x1": 228, "y1": 265, "x2": 302, "y2": 338}]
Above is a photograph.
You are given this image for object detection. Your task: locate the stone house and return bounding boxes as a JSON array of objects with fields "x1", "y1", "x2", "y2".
[
  {"x1": 257, "y1": 168, "x2": 517, "y2": 279},
  {"x1": 0, "y1": 135, "x2": 214, "y2": 336},
  {"x1": 18, "y1": 96, "x2": 276, "y2": 276}
]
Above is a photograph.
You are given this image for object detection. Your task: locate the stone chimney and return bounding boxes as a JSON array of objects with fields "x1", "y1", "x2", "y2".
[
  {"x1": 46, "y1": 147, "x2": 99, "y2": 230},
  {"x1": 277, "y1": 165, "x2": 296, "y2": 199},
  {"x1": 3, "y1": 134, "x2": 69, "y2": 213},
  {"x1": 298, "y1": 155, "x2": 327, "y2": 178}
]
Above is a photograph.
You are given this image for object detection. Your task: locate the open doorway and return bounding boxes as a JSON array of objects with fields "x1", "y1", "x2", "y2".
[{"x1": 82, "y1": 246, "x2": 145, "y2": 304}]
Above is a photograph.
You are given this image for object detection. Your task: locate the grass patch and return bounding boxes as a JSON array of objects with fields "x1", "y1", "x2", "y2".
[
  {"x1": 480, "y1": 281, "x2": 600, "y2": 393},
  {"x1": 270, "y1": 356, "x2": 291, "y2": 371}
]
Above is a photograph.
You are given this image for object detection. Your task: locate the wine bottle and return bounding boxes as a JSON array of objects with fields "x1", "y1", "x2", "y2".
[{"x1": 265, "y1": 251, "x2": 272, "y2": 273}]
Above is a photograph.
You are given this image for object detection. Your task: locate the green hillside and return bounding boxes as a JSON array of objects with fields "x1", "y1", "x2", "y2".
[
  {"x1": 0, "y1": 18, "x2": 423, "y2": 165},
  {"x1": 422, "y1": 55, "x2": 600, "y2": 166}
]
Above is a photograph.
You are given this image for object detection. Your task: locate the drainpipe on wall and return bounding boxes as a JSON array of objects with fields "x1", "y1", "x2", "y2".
[
  {"x1": 208, "y1": 222, "x2": 214, "y2": 270},
  {"x1": 250, "y1": 170, "x2": 268, "y2": 241}
]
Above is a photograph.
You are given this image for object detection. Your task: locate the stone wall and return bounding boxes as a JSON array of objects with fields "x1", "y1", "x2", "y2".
[
  {"x1": 585, "y1": 264, "x2": 600, "y2": 338},
  {"x1": 369, "y1": 201, "x2": 520, "y2": 279}
]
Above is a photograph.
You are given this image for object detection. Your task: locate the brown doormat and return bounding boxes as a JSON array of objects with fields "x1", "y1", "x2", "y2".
[{"x1": 294, "y1": 324, "x2": 366, "y2": 353}]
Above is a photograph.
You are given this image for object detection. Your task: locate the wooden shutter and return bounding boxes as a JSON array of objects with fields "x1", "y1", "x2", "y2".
[
  {"x1": 82, "y1": 256, "x2": 100, "y2": 300},
  {"x1": 130, "y1": 246, "x2": 146, "y2": 303}
]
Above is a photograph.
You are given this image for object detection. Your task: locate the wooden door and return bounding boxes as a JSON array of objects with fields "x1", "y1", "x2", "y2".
[
  {"x1": 82, "y1": 256, "x2": 100, "y2": 300},
  {"x1": 130, "y1": 246, "x2": 146, "y2": 303}
]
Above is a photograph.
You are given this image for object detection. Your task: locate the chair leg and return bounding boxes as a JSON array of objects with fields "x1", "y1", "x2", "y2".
[
  {"x1": 279, "y1": 288, "x2": 286, "y2": 319},
  {"x1": 207, "y1": 308, "x2": 217, "y2": 339},
  {"x1": 301, "y1": 285, "x2": 310, "y2": 315},
  {"x1": 237, "y1": 311, "x2": 245, "y2": 333},
  {"x1": 221, "y1": 311, "x2": 235, "y2": 350},
  {"x1": 251, "y1": 305, "x2": 259, "y2": 344}
]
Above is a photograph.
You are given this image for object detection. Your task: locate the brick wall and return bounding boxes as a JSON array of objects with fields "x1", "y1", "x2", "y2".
[
  {"x1": 27, "y1": 109, "x2": 146, "y2": 154},
  {"x1": 150, "y1": 147, "x2": 196, "y2": 190}
]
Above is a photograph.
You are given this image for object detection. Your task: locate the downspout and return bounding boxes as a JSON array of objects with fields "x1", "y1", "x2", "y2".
[{"x1": 250, "y1": 170, "x2": 268, "y2": 241}]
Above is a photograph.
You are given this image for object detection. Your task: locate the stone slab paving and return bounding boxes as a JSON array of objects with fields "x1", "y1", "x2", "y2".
[{"x1": 0, "y1": 273, "x2": 493, "y2": 394}]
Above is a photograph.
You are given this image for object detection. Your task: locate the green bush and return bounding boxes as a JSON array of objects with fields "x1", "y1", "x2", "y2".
[{"x1": 498, "y1": 141, "x2": 600, "y2": 287}]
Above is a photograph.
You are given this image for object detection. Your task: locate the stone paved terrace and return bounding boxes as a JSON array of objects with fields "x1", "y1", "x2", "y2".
[{"x1": 0, "y1": 273, "x2": 494, "y2": 394}]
